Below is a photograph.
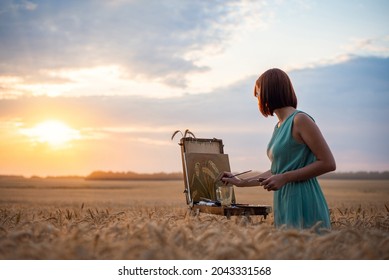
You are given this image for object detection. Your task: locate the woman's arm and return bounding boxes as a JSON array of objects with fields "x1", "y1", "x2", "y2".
[{"x1": 262, "y1": 113, "x2": 336, "y2": 191}]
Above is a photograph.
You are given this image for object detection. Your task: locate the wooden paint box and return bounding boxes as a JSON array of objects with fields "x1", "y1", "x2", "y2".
[{"x1": 177, "y1": 136, "x2": 272, "y2": 219}]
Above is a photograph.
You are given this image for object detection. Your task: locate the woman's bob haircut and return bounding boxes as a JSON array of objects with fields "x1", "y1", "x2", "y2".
[{"x1": 254, "y1": 68, "x2": 297, "y2": 117}]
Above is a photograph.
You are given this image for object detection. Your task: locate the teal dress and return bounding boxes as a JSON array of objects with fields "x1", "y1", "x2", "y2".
[{"x1": 267, "y1": 110, "x2": 331, "y2": 230}]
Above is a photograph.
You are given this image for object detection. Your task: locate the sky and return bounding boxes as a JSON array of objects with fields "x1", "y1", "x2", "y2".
[{"x1": 0, "y1": 0, "x2": 388, "y2": 177}]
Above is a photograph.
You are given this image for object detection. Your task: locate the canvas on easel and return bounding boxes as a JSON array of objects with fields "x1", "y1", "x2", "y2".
[{"x1": 184, "y1": 153, "x2": 233, "y2": 202}]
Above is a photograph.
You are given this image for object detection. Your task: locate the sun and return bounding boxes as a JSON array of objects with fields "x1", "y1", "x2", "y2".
[{"x1": 20, "y1": 120, "x2": 81, "y2": 148}]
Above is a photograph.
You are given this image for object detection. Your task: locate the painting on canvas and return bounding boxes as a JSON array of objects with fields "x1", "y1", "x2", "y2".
[{"x1": 184, "y1": 153, "x2": 233, "y2": 202}]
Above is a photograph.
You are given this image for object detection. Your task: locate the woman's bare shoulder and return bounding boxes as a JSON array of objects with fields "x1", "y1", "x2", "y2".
[
  {"x1": 294, "y1": 111, "x2": 316, "y2": 127},
  {"x1": 293, "y1": 112, "x2": 322, "y2": 143}
]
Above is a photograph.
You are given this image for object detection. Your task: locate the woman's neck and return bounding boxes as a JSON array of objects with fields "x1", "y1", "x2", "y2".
[{"x1": 274, "y1": 107, "x2": 296, "y2": 127}]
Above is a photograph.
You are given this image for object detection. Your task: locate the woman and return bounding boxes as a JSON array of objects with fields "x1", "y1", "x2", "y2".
[{"x1": 222, "y1": 68, "x2": 336, "y2": 230}]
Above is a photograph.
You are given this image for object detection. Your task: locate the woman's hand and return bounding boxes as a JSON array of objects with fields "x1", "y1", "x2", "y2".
[
  {"x1": 260, "y1": 174, "x2": 287, "y2": 191},
  {"x1": 220, "y1": 172, "x2": 244, "y2": 187}
]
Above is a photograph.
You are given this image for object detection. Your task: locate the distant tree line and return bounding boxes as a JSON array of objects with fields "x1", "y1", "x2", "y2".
[
  {"x1": 85, "y1": 171, "x2": 183, "y2": 181},
  {"x1": 85, "y1": 170, "x2": 389, "y2": 181}
]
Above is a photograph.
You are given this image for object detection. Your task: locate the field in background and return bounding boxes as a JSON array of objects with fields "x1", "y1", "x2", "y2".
[{"x1": 0, "y1": 177, "x2": 388, "y2": 259}]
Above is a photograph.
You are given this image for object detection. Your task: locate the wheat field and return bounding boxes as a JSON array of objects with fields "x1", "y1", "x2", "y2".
[{"x1": 0, "y1": 177, "x2": 388, "y2": 259}]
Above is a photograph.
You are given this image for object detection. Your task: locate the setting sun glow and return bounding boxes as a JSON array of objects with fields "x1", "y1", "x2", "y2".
[{"x1": 20, "y1": 120, "x2": 81, "y2": 148}]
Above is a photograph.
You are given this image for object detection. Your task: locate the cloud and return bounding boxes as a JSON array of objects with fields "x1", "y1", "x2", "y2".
[
  {"x1": 341, "y1": 36, "x2": 389, "y2": 57},
  {"x1": 0, "y1": 0, "x2": 261, "y2": 88}
]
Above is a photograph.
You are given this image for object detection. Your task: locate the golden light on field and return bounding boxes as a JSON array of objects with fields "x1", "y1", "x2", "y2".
[{"x1": 20, "y1": 120, "x2": 81, "y2": 149}]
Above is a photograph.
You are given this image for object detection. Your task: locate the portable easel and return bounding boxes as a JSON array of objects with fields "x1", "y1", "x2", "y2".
[{"x1": 175, "y1": 132, "x2": 271, "y2": 219}]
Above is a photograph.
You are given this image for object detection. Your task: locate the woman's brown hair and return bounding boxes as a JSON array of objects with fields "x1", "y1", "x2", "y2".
[{"x1": 254, "y1": 68, "x2": 297, "y2": 116}]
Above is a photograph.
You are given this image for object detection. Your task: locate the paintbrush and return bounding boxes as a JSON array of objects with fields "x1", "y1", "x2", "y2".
[
  {"x1": 215, "y1": 170, "x2": 252, "y2": 182},
  {"x1": 227, "y1": 170, "x2": 252, "y2": 178}
]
